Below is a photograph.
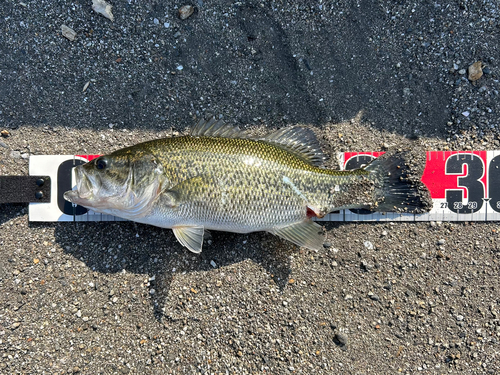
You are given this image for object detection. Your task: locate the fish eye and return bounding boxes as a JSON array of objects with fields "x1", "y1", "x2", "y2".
[{"x1": 96, "y1": 158, "x2": 107, "y2": 170}]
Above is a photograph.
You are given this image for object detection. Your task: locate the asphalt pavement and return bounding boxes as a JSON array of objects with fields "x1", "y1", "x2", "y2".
[{"x1": 1, "y1": 1, "x2": 499, "y2": 374}]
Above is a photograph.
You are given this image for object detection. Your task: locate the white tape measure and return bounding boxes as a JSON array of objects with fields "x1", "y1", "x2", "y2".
[{"x1": 28, "y1": 151, "x2": 500, "y2": 222}]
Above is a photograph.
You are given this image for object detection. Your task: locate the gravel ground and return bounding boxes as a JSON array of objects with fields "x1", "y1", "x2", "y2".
[{"x1": 1, "y1": 0, "x2": 500, "y2": 374}]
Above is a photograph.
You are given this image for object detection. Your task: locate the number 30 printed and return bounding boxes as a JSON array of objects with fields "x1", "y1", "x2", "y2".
[{"x1": 445, "y1": 154, "x2": 500, "y2": 214}]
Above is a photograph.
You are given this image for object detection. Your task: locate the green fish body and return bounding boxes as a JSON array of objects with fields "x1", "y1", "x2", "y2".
[{"x1": 64, "y1": 118, "x2": 429, "y2": 253}]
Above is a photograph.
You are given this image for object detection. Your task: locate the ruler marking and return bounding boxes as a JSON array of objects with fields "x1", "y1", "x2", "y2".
[{"x1": 28, "y1": 152, "x2": 500, "y2": 223}]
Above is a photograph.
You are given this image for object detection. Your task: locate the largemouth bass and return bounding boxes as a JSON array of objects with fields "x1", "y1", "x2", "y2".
[{"x1": 64, "y1": 118, "x2": 431, "y2": 253}]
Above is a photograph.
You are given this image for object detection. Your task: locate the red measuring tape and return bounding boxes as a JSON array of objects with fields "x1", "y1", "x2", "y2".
[{"x1": 27, "y1": 151, "x2": 500, "y2": 222}]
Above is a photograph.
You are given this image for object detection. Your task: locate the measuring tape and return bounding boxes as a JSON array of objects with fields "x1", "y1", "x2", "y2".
[{"x1": 25, "y1": 151, "x2": 500, "y2": 223}]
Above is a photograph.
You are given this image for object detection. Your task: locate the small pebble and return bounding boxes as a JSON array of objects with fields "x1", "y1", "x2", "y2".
[
  {"x1": 335, "y1": 332, "x2": 348, "y2": 345},
  {"x1": 361, "y1": 260, "x2": 372, "y2": 271},
  {"x1": 61, "y1": 24, "x2": 77, "y2": 41},
  {"x1": 92, "y1": 0, "x2": 114, "y2": 21},
  {"x1": 179, "y1": 5, "x2": 194, "y2": 20},
  {"x1": 363, "y1": 241, "x2": 374, "y2": 250},
  {"x1": 456, "y1": 315, "x2": 464, "y2": 321},
  {"x1": 210, "y1": 260, "x2": 217, "y2": 268},
  {"x1": 468, "y1": 61, "x2": 483, "y2": 81},
  {"x1": 437, "y1": 239, "x2": 445, "y2": 245}
]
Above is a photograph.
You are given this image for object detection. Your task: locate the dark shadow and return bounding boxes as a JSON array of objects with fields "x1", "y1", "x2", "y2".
[
  {"x1": 0, "y1": 204, "x2": 26, "y2": 226},
  {"x1": 0, "y1": 0, "x2": 461, "y2": 138},
  {"x1": 51, "y1": 221, "x2": 294, "y2": 322}
]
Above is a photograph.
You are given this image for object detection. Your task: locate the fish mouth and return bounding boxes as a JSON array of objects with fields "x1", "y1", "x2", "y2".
[
  {"x1": 63, "y1": 165, "x2": 96, "y2": 206},
  {"x1": 63, "y1": 189, "x2": 80, "y2": 203},
  {"x1": 63, "y1": 162, "x2": 160, "y2": 218}
]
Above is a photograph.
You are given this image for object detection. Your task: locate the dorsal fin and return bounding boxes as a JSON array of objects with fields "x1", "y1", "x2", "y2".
[
  {"x1": 190, "y1": 117, "x2": 245, "y2": 139},
  {"x1": 191, "y1": 118, "x2": 326, "y2": 166},
  {"x1": 261, "y1": 126, "x2": 326, "y2": 166}
]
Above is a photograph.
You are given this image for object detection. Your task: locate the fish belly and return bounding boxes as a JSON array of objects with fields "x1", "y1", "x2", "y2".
[{"x1": 148, "y1": 166, "x2": 311, "y2": 233}]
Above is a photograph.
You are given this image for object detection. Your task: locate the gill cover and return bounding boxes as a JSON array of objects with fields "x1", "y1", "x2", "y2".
[{"x1": 64, "y1": 155, "x2": 167, "y2": 219}]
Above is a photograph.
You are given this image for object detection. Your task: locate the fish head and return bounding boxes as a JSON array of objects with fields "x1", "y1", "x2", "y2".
[{"x1": 64, "y1": 152, "x2": 166, "y2": 218}]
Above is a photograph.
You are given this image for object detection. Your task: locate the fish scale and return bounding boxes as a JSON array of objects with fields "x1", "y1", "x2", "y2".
[
  {"x1": 139, "y1": 136, "x2": 356, "y2": 230},
  {"x1": 153, "y1": 146, "x2": 310, "y2": 231},
  {"x1": 64, "y1": 118, "x2": 430, "y2": 253}
]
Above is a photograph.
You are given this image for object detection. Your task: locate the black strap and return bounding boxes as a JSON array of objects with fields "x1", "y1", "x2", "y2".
[{"x1": 0, "y1": 176, "x2": 51, "y2": 203}]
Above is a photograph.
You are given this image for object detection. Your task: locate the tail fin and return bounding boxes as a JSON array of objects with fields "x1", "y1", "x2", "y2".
[{"x1": 365, "y1": 152, "x2": 432, "y2": 213}]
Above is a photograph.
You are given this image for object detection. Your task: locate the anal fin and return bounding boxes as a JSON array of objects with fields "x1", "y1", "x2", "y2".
[
  {"x1": 172, "y1": 226, "x2": 205, "y2": 253},
  {"x1": 270, "y1": 220, "x2": 325, "y2": 251}
]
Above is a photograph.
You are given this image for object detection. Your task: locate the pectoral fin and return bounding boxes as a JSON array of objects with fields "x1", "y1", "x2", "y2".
[
  {"x1": 270, "y1": 220, "x2": 325, "y2": 251},
  {"x1": 172, "y1": 226, "x2": 205, "y2": 253}
]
